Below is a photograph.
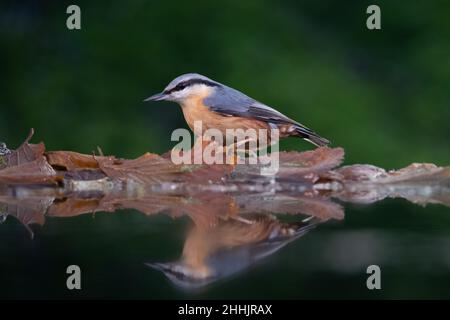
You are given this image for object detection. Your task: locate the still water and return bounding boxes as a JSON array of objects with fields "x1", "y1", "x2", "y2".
[{"x1": 1, "y1": 185, "x2": 450, "y2": 299}]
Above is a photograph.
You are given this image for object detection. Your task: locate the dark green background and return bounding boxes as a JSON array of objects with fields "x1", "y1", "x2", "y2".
[
  {"x1": 1, "y1": 1, "x2": 450, "y2": 300},
  {"x1": 1, "y1": 1, "x2": 449, "y2": 168}
]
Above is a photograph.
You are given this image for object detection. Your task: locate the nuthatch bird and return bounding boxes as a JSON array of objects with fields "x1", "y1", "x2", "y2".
[{"x1": 145, "y1": 73, "x2": 330, "y2": 147}]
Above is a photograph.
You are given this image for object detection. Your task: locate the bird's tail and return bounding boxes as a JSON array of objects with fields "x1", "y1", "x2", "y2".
[{"x1": 294, "y1": 124, "x2": 330, "y2": 147}]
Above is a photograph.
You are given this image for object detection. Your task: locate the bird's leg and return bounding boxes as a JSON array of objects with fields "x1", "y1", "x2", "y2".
[
  {"x1": 212, "y1": 143, "x2": 236, "y2": 165},
  {"x1": 213, "y1": 137, "x2": 259, "y2": 165},
  {"x1": 193, "y1": 134, "x2": 212, "y2": 147},
  {"x1": 207, "y1": 139, "x2": 239, "y2": 165},
  {"x1": 235, "y1": 138, "x2": 257, "y2": 152},
  {"x1": 211, "y1": 137, "x2": 262, "y2": 165},
  {"x1": 234, "y1": 138, "x2": 260, "y2": 162}
]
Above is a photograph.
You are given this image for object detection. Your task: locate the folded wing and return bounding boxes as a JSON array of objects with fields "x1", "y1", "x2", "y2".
[{"x1": 203, "y1": 85, "x2": 330, "y2": 146}]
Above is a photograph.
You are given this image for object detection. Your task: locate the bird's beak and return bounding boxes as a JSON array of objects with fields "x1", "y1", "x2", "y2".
[{"x1": 143, "y1": 92, "x2": 167, "y2": 102}]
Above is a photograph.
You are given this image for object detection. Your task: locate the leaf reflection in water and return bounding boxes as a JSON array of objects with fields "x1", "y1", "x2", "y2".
[
  {"x1": 0, "y1": 181, "x2": 344, "y2": 289},
  {"x1": 1, "y1": 172, "x2": 449, "y2": 290}
]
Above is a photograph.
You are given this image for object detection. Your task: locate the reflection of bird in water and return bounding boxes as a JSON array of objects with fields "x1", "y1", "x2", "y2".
[{"x1": 146, "y1": 214, "x2": 319, "y2": 290}]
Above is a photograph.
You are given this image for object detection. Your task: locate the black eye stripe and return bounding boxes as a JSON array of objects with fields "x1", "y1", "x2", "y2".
[
  {"x1": 176, "y1": 83, "x2": 187, "y2": 90},
  {"x1": 165, "y1": 78, "x2": 219, "y2": 94}
]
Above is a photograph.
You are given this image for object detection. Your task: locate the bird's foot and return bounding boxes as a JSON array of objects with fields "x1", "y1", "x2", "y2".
[{"x1": 212, "y1": 143, "x2": 238, "y2": 165}]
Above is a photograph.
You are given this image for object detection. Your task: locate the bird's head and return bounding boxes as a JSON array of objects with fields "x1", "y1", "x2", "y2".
[{"x1": 144, "y1": 73, "x2": 220, "y2": 104}]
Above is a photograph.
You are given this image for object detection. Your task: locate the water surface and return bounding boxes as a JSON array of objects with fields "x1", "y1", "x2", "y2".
[{"x1": 1, "y1": 183, "x2": 449, "y2": 299}]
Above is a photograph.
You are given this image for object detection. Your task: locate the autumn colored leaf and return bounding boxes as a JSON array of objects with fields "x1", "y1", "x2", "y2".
[
  {"x1": 179, "y1": 164, "x2": 234, "y2": 184},
  {"x1": 97, "y1": 153, "x2": 181, "y2": 184},
  {"x1": 3, "y1": 129, "x2": 45, "y2": 167},
  {"x1": 0, "y1": 129, "x2": 60, "y2": 185},
  {"x1": 46, "y1": 151, "x2": 106, "y2": 170},
  {"x1": 276, "y1": 147, "x2": 345, "y2": 179},
  {"x1": 0, "y1": 156, "x2": 60, "y2": 184}
]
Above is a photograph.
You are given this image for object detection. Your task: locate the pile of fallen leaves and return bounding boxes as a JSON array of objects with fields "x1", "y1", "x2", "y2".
[
  {"x1": 1, "y1": 129, "x2": 449, "y2": 235},
  {"x1": 0, "y1": 129, "x2": 240, "y2": 185},
  {"x1": 1, "y1": 129, "x2": 449, "y2": 194},
  {"x1": 0, "y1": 129, "x2": 346, "y2": 187}
]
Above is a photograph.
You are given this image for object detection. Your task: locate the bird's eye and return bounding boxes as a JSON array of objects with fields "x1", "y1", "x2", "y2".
[{"x1": 176, "y1": 83, "x2": 187, "y2": 91}]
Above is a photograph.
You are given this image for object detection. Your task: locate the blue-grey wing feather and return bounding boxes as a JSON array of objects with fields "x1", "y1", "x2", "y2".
[
  {"x1": 203, "y1": 85, "x2": 330, "y2": 146},
  {"x1": 204, "y1": 86, "x2": 297, "y2": 124}
]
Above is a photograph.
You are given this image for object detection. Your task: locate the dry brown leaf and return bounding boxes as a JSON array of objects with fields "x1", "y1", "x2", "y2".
[
  {"x1": 335, "y1": 164, "x2": 388, "y2": 182},
  {"x1": 0, "y1": 129, "x2": 60, "y2": 185},
  {"x1": 97, "y1": 153, "x2": 181, "y2": 184},
  {"x1": 336, "y1": 163, "x2": 450, "y2": 184},
  {"x1": 3, "y1": 129, "x2": 44, "y2": 167},
  {"x1": 277, "y1": 147, "x2": 345, "y2": 176},
  {"x1": 178, "y1": 164, "x2": 234, "y2": 184},
  {"x1": 0, "y1": 157, "x2": 60, "y2": 184},
  {"x1": 46, "y1": 151, "x2": 108, "y2": 170}
]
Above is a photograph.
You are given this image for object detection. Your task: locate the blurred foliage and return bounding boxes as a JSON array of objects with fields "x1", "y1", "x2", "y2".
[
  {"x1": 1, "y1": 1, "x2": 450, "y2": 299},
  {"x1": 1, "y1": 0, "x2": 449, "y2": 168}
]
